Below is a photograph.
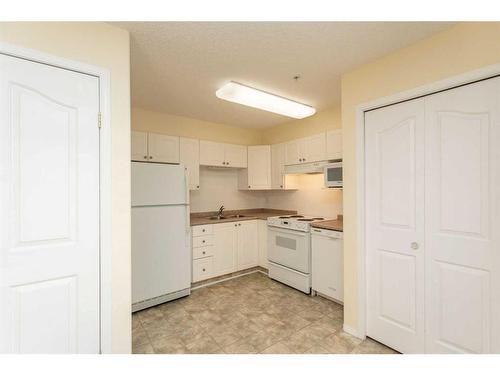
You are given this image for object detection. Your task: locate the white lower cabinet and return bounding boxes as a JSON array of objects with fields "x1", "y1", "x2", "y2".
[
  {"x1": 192, "y1": 220, "x2": 260, "y2": 281},
  {"x1": 311, "y1": 228, "x2": 343, "y2": 302},
  {"x1": 236, "y1": 221, "x2": 259, "y2": 270},
  {"x1": 193, "y1": 257, "x2": 213, "y2": 282},
  {"x1": 257, "y1": 220, "x2": 268, "y2": 268},
  {"x1": 213, "y1": 222, "x2": 238, "y2": 277}
]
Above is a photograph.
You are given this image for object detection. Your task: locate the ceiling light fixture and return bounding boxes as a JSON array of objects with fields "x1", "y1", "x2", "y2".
[{"x1": 215, "y1": 81, "x2": 316, "y2": 119}]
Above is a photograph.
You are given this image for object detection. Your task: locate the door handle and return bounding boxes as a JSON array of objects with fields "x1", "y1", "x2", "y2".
[{"x1": 411, "y1": 242, "x2": 419, "y2": 250}]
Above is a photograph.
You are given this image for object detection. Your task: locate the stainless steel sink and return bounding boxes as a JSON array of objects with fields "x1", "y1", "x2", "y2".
[
  {"x1": 228, "y1": 214, "x2": 246, "y2": 218},
  {"x1": 209, "y1": 216, "x2": 227, "y2": 220}
]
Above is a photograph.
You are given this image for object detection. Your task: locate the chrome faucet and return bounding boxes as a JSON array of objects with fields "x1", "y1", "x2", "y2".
[{"x1": 217, "y1": 205, "x2": 225, "y2": 219}]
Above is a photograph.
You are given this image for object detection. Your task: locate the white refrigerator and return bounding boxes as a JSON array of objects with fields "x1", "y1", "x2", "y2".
[{"x1": 131, "y1": 162, "x2": 191, "y2": 312}]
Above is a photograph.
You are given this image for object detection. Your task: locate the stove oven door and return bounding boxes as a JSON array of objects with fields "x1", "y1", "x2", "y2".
[{"x1": 267, "y1": 226, "x2": 311, "y2": 273}]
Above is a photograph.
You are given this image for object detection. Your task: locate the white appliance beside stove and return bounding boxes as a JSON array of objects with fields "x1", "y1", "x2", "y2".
[{"x1": 267, "y1": 215, "x2": 330, "y2": 294}]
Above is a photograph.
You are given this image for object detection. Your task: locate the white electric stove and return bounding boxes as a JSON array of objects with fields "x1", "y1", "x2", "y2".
[{"x1": 266, "y1": 214, "x2": 330, "y2": 294}]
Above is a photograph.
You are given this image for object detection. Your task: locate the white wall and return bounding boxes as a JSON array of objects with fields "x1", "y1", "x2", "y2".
[
  {"x1": 264, "y1": 174, "x2": 343, "y2": 218},
  {"x1": 190, "y1": 167, "x2": 266, "y2": 212}
]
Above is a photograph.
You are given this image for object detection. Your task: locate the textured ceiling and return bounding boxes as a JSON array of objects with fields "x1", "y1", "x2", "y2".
[{"x1": 114, "y1": 22, "x2": 455, "y2": 128}]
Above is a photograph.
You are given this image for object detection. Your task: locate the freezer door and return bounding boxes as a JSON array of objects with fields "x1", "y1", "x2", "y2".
[
  {"x1": 132, "y1": 205, "x2": 191, "y2": 304},
  {"x1": 131, "y1": 162, "x2": 187, "y2": 206}
]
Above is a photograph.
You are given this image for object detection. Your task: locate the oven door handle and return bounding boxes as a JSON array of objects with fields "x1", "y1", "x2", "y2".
[{"x1": 267, "y1": 226, "x2": 308, "y2": 237}]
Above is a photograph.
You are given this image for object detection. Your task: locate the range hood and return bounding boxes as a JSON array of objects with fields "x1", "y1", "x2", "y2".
[{"x1": 284, "y1": 160, "x2": 331, "y2": 175}]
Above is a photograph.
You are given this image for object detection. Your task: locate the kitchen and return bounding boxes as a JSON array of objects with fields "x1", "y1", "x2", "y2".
[
  {"x1": 2, "y1": 18, "x2": 500, "y2": 361},
  {"x1": 130, "y1": 119, "x2": 354, "y2": 354}
]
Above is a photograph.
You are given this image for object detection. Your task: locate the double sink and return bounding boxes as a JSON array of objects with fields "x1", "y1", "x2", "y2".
[{"x1": 209, "y1": 214, "x2": 247, "y2": 221}]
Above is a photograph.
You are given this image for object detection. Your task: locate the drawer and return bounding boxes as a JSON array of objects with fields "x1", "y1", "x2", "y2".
[
  {"x1": 193, "y1": 246, "x2": 213, "y2": 260},
  {"x1": 192, "y1": 224, "x2": 213, "y2": 237},
  {"x1": 192, "y1": 257, "x2": 213, "y2": 282},
  {"x1": 193, "y1": 235, "x2": 213, "y2": 248}
]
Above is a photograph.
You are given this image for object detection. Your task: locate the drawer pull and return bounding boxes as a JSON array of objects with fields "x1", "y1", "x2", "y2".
[
  {"x1": 202, "y1": 229, "x2": 205, "y2": 232},
  {"x1": 202, "y1": 251, "x2": 206, "y2": 255},
  {"x1": 202, "y1": 240, "x2": 205, "y2": 243},
  {"x1": 202, "y1": 268, "x2": 206, "y2": 272}
]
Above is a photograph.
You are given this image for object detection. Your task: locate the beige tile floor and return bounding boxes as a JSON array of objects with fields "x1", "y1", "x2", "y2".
[{"x1": 132, "y1": 272, "x2": 397, "y2": 354}]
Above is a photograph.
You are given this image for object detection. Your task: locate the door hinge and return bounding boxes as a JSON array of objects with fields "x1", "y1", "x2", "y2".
[{"x1": 98, "y1": 112, "x2": 102, "y2": 129}]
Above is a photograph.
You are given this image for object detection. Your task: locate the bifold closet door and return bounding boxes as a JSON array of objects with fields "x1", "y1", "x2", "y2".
[
  {"x1": 424, "y1": 78, "x2": 500, "y2": 354},
  {"x1": 365, "y1": 98, "x2": 426, "y2": 354}
]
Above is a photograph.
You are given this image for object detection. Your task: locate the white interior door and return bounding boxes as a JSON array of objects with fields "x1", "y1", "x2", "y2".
[
  {"x1": 365, "y1": 98, "x2": 425, "y2": 354},
  {"x1": 424, "y1": 78, "x2": 500, "y2": 353},
  {"x1": 0, "y1": 54, "x2": 100, "y2": 353}
]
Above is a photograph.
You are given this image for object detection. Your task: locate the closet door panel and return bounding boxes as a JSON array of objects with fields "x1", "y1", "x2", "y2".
[
  {"x1": 425, "y1": 77, "x2": 500, "y2": 353},
  {"x1": 365, "y1": 98, "x2": 426, "y2": 354}
]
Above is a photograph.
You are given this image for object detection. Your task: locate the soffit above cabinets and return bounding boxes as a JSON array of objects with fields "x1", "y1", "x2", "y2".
[{"x1": 113, "y1": 22, "x2": 455, "y2": 129}]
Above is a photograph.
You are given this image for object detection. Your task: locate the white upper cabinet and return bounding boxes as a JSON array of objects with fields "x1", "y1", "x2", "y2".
[
  {"x1": 179, "y1": 137, "x2": 200, "y2": 190},
  {"x1": 199, "y1": 140, "x2": 225, "y2": 166},
  {"x1": 131, "y1": 131, "x2": 148, "y2": 161},
  {"x1": 284, "y1": 132, "x2": 327, "y2": 165},
  {"x1": 285, "y1": 139, "x2": 301, "y2": 165},
  {"x1": 224, "y1": 144, "x2": 247, "y2": 168},
  {"x1": 240, "y1": 145, "x2": 271, "y2": 190},
  {"x1": 271, "y1": 143, "x2": 286, "y2": 189},
  {"x1": 271, "y1": 143, "x2": 297, "y2": 190},
  {"x1": 303, "y1": 133, "x2": 327, "y2": 163},
  {"x1": 326, "y1": 129, "x2": 343, "y2": 160},
  {"x1": 148, "y1": 133, "x2": 180, "y2": 163},
  {"x1": 200, "y1": 140, "x2": 247, "y2": 168},
  {"x1": 131, "y1": 131, "x2": 180, "y2": 164}
]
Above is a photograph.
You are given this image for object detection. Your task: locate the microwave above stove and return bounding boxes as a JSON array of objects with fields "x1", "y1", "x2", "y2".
[{"x1": 324, "y1": 162, "x2": 343, "y2": 188}]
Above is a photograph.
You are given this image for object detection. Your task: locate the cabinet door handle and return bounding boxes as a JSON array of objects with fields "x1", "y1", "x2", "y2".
[
  {"x1": 149, "y1": 156, "x2": 153, "y2": 160},
  {"x1": 143, "y1": 155, "x2": 148, "y2": 159},
  {"x1": 238, "y1": 223, "x2": 241, "y2": 226},
  {"x1": 197, "y1": 185, "x2": 200, "y2": 188},
  {"x1": 303, "y1": 158, "x2": 306, "y2": 161},
  {"x1": 248, "y1": 185, "x2": 251, "y2": 188},
  {"x1": 202, "y1": 251, "x2": 206, "y2": 255},
  {"x1": 280, "y1": 185, "x2": 283, "y2": 188},
  {"x1": 234, "y1": 224, "x2": 237, "y2": 227},
  {"x1": 202, "y1": 268, "x2": 206, "y2": 272},
  {"x1": 202, "y1": 229, "x2": 205, "y2": 232},
  {"x1": 411, "y1": 242, "x2": 419, "y2": 250},
  {"x1": 202, "y1": 240, "x2": 205, "y2": 243}
]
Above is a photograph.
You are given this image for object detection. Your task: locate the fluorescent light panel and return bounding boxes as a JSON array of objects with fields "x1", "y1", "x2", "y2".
[{"x1": 216, "y1": 81, "x2": 316, "y2": 119}]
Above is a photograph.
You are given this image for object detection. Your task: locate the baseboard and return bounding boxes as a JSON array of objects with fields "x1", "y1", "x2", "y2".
[
  {"x1": 343, "y1": 324, "x2": 366, "y2": 340},
  {"x1": 132, "y1": 288, "x2": 191, "y2": 312}
]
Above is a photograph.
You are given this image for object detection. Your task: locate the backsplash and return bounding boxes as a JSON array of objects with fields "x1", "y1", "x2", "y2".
[
  {"x1": 189, "y1": 167, "x2": 266, "y2": 212},
  {"x1": 264, "y1": 174, "x2": 343, "y2": 218},
  {"x1": 190, "y1": 168, "x2": 342, "y2": 218}
]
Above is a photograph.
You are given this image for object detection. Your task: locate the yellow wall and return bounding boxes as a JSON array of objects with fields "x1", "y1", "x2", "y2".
[
  {"x1": 132, "y1": 107, "x2": 263, "y2": 145},
  {"x1": 262, "y1": 106, "x2": 341, "y2": 144},
  {"x1": 341, "y1": 22, "x2": 500, "y2": 332},
  {"x1": 0, "y1": 22, "x2": 131, "y2": 353}
]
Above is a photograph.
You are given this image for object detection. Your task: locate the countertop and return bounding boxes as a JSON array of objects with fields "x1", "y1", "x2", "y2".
[
  {"x1": 190, "y1": 208, "x2": 297, "y2": 226},
  {"x1": 311, "y1": 216, "x2": 343, "y2": 232}
]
